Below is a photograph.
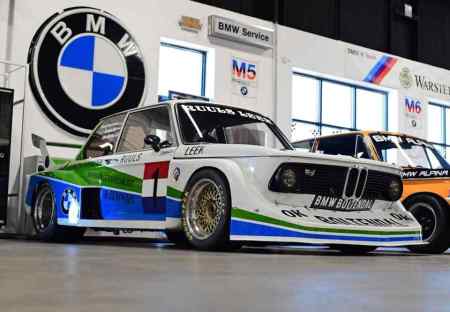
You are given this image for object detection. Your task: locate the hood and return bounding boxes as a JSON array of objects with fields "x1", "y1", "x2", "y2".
[{"x1": 175, "y1": 144, "x2": 401, "y2": 174}]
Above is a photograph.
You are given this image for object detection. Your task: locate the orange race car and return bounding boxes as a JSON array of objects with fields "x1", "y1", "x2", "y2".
[{"x1": 293, "y1": 131, "x2": 450, "y2": 254}]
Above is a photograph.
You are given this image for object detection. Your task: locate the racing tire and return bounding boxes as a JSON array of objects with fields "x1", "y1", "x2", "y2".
[
  {"x1": 181, "y1": 169, "x2": 232, "y2": 251},
  {"x1": 405, "y1": 195, "x2": 450, "y2": 254},
  {"x1": 31, "y1": 184, "x2": 85, "y2": 243},
  {"x1": 332, "y1": 245, "x2": 378, "y2": 255}
]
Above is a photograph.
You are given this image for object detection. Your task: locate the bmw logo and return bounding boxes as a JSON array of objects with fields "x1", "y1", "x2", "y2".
[
  {"x1": 240, "y1": 86, "x2": 248, "y2": 96},
  {"x1": 28, "y1": 7, "x2": 147, "y2": 136},
  {"x1": 61, "y1": 188, "x2": 77, "y2": 214}
]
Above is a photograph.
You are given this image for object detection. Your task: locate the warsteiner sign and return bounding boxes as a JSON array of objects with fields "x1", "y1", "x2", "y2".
[{"x1": 28, "y1": 7, "x2": 147, "y2": 136}]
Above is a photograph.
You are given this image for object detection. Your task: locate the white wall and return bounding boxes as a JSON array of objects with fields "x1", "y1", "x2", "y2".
[
  {"x1": 0, "y1": 0, "x2": 10, "y2": 76},
  {"x1": 276, "y1": 24, "x2": 450, "y2": 140}
]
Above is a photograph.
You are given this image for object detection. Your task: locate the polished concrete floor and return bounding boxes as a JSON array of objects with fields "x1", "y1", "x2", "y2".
[{"x1": 0, "y1": 237, "x2": 449, "y2": 312}]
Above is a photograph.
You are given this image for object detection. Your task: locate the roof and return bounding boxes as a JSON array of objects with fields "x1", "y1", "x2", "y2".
[{"x1": 293, "y1": 130, "x2": 426, "y2": 143}]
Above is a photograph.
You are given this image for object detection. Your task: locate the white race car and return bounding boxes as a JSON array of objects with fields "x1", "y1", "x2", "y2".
[{"x1": 26, "y1": 101, "x2": 423, "y2": 253}]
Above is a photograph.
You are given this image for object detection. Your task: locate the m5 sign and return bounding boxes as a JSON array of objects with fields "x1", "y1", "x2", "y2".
[{"x1": 232, "y1": 58, "x2": 257, "y2": 82}]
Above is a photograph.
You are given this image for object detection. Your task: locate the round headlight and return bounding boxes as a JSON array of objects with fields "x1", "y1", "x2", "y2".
[
  {"x1": 386, "y1": 178, "x2": 403, "y2": 201},
  {"x1": 280, "y1": 168, "x2": 297, "y2": 190}
]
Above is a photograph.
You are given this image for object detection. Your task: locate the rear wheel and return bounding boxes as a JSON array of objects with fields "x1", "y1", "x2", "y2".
[
  {"x1": 181, "y1": 169, "x2": 232, "y2": 250},
  {"x1": 332, "y1": 245, "x2": 378, "y2": 255},
  {"x1": 32, "y1": 184, "x2": 85, "y2": 242},
  {"x1": 406, "y1": 195, "x2": 450, "y2": 254}
]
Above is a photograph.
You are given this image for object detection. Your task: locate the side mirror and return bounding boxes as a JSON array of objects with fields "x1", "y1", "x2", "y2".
[{"x1": 144, "y1": 134, "x2": 161, "y2": 152}]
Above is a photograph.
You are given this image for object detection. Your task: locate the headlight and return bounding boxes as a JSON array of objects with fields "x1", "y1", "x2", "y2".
[
  {"x1": 280, "y1": 168, "x2": 297, "y2": 189},
  {"x1": 386, "y1": 178, "x2": 403, "y2": 201}
]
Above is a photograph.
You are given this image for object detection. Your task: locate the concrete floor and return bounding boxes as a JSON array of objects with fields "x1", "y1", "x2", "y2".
[{"x1": 0, "y1": 237, "x2": 449, "y2": 312}]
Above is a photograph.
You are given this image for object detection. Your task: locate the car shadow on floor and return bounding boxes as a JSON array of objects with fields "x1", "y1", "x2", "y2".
[
  {"x1": 2, "y1": 234, "x2": 441, "y2": 256},
  {"x1": 76, "y1": 235, "x2": 436, "y2": 257}
]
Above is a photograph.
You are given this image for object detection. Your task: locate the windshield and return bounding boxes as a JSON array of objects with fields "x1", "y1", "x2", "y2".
[
  {"x1": 371, "y1": 134, "x2": 450, "y2": 169},
  {"x1": 176, "y1": 103, "x2": 292, "y2": 150}
]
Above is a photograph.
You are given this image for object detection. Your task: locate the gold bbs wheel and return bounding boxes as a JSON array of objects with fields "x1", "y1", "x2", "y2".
[{"x1": 185, "y1": 178, "x2": 226, "y2": 240}]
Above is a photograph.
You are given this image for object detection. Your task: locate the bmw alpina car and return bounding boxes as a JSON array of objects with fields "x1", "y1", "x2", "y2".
[
  {"x1": 294, "y1": 131, "x2": 449, "y2": 254},
  {"x1": 26, "y1": 101, "x2": 423, "y2": 253}
]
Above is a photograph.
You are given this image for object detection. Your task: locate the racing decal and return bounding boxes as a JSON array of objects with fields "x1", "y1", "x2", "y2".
[
  {"x1": 166, "y1": 186, "x2": 183, "y2": 218},
  {"x1": 142, "y1": 161, "x2": 170, "y2": 215},
  {"x1": 230, "y1": 208, "x2": 421, "y2": 243},
  {"x1": 371, "y1": 134, "x2": 429, "y2": 147},
  {"x1": 28, "y1": 7, "x2": 147, "y2": 136},
  {"x1": 310, "y1": 195, "x2": 375, "y2": 211},
  {"x1": 402, "y1": 168, "x2": 450, "y2": 180},
  {"x1": 181, "y1": 104, "x2": 273, "y2": 124},
  {"x1": 184, "y1": 146, "x2": 205, "y2": 156},
  {"x1": 61, "y1": 188, "x2": 78, "y2": 214},
  {"x1": 364, "y1": 55, "x2": 398, "y2": 85}
]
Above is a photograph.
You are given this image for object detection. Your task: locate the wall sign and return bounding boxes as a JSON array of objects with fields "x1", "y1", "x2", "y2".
[
  {"x1": 208, "y1": 15, "x2": 273, "y2": 49},
  {"x1": 28, "y1": 7, "x2": 147, "y2": 136},
  {"x1": 231, "y1": 56, "x2": 257, "y2": 99}
]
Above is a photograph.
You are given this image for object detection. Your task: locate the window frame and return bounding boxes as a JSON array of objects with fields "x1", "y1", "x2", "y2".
[
  {"x1": 427, "y1": 101, "x2": 450, "y2": 158},
  {"x1": 114, "y1": 104, "x2": 178, "y2": 155},
  {"x1": 159, "y1": 41, "x2": 208, "y2": 97},
  {"x1": 291, "y1": 72, "x2": 389, "y2": 138}
]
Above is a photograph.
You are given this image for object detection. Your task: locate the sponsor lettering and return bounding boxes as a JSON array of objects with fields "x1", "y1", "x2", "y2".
[
  {"x1": 311, "y1": 195, "x2": 375, "y2": 211},
  {"x1": 371, "y1": 134, "x2": 430, "y2": 147},
  {"x1": 184, "y1": 146, "x2": 205, "y2": 156},
  {"x1": 281, "y1": 210, "x2": 308, "y2": 218},
  {"x1": 103, "y1": 190, "x2": 135, "y2": 204},
  {"x1": 181, "y1": 105, "x2": 273, "y2": 124},
  {"x1": 402, "y1": 169, "x2": 449, "y2": 179},
  {"x1": 314, "y1": 216, "x2": 404, "y2": 227},
  {"x1": 414, "y1": 75, "x2": 450, "y2": 96}
]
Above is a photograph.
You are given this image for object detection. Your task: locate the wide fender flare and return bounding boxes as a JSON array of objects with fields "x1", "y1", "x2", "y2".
[{"x1": 168, "y1": 158, "x2": 254, "y2": 208}]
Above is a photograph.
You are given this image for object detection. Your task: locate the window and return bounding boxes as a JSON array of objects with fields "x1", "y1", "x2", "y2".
[
  {"x1": 158, "y1": 42, "x2": 207, "y2": 97},
  {"x1": 427, "y1": 102, "x2": 450, "y2": 159},
  {"x1": 316, "y1": 135, "x2": 371, "y2": 159},
  {"x1": 291, "y1": 73, "x2": 388, "y2": 142},
  {"x1": 82, "y1": 114, "x2": 126, "y2": 159},
  {"x1": 117, "y1": 106, "x2": 174, "y2": 153}
]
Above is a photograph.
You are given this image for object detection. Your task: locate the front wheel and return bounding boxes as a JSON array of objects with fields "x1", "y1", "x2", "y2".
[
  {"x1": 32, "y1": 184, "x2": 85, "y2": 242},
  {"x1": 181, "y1": 169, "x2": 231, "y2": 250},
  {"x1": 406, "y1": 195, "x2": 450, "y2": 254}
]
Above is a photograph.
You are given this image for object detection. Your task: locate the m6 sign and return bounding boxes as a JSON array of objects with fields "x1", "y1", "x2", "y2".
[{"x1": 404, "y1": 96, "x2": 422, "y2": 114}]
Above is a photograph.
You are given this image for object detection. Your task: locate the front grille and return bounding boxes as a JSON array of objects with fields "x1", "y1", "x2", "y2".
[{"x1": 269, "y1": 163, "x2": 398, "y2": 201}]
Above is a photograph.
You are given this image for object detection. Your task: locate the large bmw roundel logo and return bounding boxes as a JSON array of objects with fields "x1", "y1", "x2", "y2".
[{"x1": 28, "y1": 7, "x2": 147, "y2": 136}]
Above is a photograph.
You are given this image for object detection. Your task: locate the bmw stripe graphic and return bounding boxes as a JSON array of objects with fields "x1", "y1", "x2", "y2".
[
  {"x1": 364, "y1": 55, "x2": 397, "y2": 84},
  {"x1": 28, "y1": 7, "x2": 147, "y2": 136}
]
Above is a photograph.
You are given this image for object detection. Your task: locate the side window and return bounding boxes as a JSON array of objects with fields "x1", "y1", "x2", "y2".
[
  {"x1": 83, "y1": 114, "x2": 126, "y2": 159},
  {"x1": 292, "y1": 140, "x2": 314, "y2": 152},
  {"x1": 117, "y1": 106, "x2": 175, "y2": 153}
]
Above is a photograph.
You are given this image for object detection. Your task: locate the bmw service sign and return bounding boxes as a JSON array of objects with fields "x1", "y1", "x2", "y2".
[
  {"x1": 28, "y1": 7, "x2": 147, "y2": 136},
  {"x1": 208, "y1": 15, "x2": 273, "y2": 49}
]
